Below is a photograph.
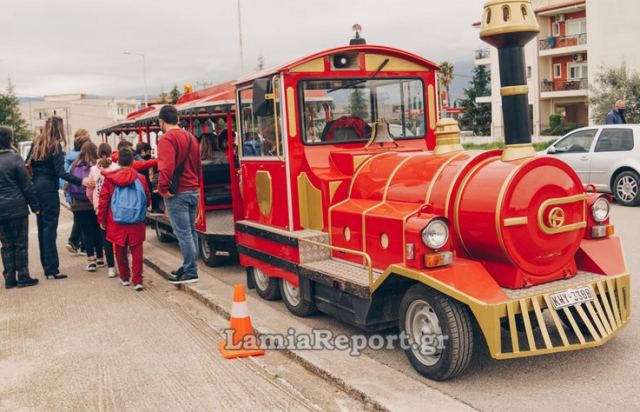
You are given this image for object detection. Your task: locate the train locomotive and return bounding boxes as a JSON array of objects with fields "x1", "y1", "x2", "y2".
[
  {"x1": 234, "y1": 0, "x2": 630, "y2": 381},
  {"x1": 98, "y1": 0, "x2": 631, "y2": 381}
]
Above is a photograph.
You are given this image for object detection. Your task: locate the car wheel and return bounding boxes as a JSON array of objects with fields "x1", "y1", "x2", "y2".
[
  {"x1": 199, "y1": 235, "x2": 226, "y2": 267},
  {"x1": 280, "y1": 278, "x2": 317, "y2": 317},
  {"x1": 613, "y1": 170, "x2": 640, "y2": 206},
  {"x1": 399, "y1": 284, "x2": 474, "y2": 381},
  {"x1": 155, "y1": 222, "x2": 173, "y2": 243},
  {"x1": 247, "y1": 267, "x2": 281, "y2": 300}
]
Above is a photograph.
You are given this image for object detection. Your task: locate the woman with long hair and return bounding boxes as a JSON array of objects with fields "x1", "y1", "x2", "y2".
[
  {"x1": 87, "y1": 143, "x2": 119, "y2": 277},
  {"x1": 28, "y1": 116, "x2": 94, "y2": 279},
  {"x1": 67, "y1": 141, "x2": 104, "y2": 272}
]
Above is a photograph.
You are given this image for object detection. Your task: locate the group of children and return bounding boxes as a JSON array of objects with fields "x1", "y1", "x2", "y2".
[{"x1": 65, "y1": 134, "x2": 156, "y2": 291}]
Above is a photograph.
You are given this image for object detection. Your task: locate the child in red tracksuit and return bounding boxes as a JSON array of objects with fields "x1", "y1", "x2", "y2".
[{"x1": 98, "y1": 149, "x2": 151, "y2": 291}]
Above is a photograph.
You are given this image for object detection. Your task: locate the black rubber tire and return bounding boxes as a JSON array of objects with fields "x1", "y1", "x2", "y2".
[
  {"x1": 399, "y1": 284, "x2": 474, "y2": 381},
  {"x1": 280, "y1": 278, "x2": 317, "y2": 317},
  {"x1": 199, "y1": 235, "x2": 226, "y2": 267},
  {"x1": 247, "y1": 267, "x2": 281, "y2": 300},
  {"x1": 613, "y1": 170, "x2": 640, "y2": 206},
  {"x1": 155, "y1": 222, "x2": 173, "y2": 243}
]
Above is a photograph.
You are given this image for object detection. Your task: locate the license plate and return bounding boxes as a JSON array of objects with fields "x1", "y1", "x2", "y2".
[{"x1": 550, "y1": 286, "x2": 594, "y2": 310}]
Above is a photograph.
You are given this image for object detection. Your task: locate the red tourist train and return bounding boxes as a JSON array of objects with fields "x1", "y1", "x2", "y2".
[{"x1": 100, "y1": 0, "x2": 630, "y2": 380}]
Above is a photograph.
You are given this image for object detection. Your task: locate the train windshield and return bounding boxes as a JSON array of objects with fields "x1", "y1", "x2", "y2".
[{"x1": 299, "y1": 78, "x2": 426, "y2": 144}]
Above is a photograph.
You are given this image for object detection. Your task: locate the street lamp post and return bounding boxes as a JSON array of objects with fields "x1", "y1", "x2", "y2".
[{"x1": 123, "y1": 51, "x2": 148, "y2": 107}]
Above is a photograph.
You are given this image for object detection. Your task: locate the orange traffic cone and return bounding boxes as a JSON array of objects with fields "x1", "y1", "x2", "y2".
[{"x1": 218, "y1": 284, "x2": 265, "y2": 359}]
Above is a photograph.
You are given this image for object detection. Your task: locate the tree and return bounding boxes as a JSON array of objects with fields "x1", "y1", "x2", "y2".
[
  {"x1": 169, "y1": 84, "x2": 182, "y2": 104},
  {"x1": 348, "y1": 88, "x2": 369, "y2": 119},
  {"x1": 590, "y1": 63, "x2": 640, "y2": 124},
  {"x1": 459, "y1": 65, "x2": 492, "y2": 136},
  {"x1": 439, "y1": 61, "x2": 455, "y2": 109},
  {"x1": 0, "y1": 78, "x2": 32, "y2": 143}
]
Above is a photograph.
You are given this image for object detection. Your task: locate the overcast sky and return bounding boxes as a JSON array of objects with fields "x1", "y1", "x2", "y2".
[{"x1": 1, "y1": 0, "x2": 486, "y2": 98}]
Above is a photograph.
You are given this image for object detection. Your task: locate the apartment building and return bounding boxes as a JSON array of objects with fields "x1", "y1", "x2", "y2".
[
  {"x1": 473, "y1": 0, "x2": 640, "y2": 138},
  {"x1": 19, "y1": 94, "x2": 139, "y2": 142}
]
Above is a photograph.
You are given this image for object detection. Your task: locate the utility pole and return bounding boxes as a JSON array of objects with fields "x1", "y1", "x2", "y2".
[
  {"x1": 123, "y1": 51, "x2": 148, "y2": 107},
  {"x1": 237, "y1": 0, "x2": 244, "y2": 73}
]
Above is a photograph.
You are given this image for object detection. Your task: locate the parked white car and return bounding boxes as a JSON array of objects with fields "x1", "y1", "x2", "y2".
[{"x1": 545, "y1": 125, "x2": 640, "y2": 206}]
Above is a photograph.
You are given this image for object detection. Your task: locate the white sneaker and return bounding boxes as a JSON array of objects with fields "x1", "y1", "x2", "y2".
[
  {"x1": 133, "y1": 284, "x2": 143, "y2": 292},
  {"x1": 86, "y1": 262, "x2": 97, "y2": 272},
  {"x1": 96, "y1": 259, "x2": 106, "y2": 268},
  {"x1": 120, "y1": 279, "x2": 130, "y2": 286},
  {"x1": 108, "y1": 268, "x2": 117, "y2": 278}
]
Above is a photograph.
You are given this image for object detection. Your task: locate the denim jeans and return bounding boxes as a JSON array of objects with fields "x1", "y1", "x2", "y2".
[{"x1": 165, "y1": 191, "x2": 199, "y2": 276}]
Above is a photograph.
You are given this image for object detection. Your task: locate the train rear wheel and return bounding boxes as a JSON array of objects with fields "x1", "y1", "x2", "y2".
[
  {"x1": 280, "y1": 278, "x2": 317, "y2": 317},
  {"x1": 399, "y1": 284, "x2": 473, "y2": 381},
  {"x1": 154, "y1": 222, "x2": 173, "y2": 243},
  {"x1": 199, "y1": 235, "x2": 225, "y2": 267},
  {"x1": 247, "y1": 267, "x2": 281, "y2": 300}
]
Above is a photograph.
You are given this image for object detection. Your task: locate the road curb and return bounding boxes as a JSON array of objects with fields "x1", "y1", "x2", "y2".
[{"x1": 143, "y1": 254, "x2": 474, "y2": 412}]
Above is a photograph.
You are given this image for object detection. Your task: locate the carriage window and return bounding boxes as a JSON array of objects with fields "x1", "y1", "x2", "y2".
[
  {"x1": 239, "y1": 83, "x2": 282, "y2": 157},
  {"x1": 300, "y1": 78, "x2": 425, "y2": 144}
]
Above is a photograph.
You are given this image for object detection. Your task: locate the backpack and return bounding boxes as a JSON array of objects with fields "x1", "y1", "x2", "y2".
[
  {"x1": 67, "y1": 162, "x2": 91, "y2": 201},
  {"x1": 110, "y1": 179, "x2": 147, "y2": 224}
]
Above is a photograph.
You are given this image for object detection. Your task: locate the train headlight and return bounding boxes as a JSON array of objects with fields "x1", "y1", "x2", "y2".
[
  {"x1": 421, "y1": 220, "x2": 449, "y2": 250},
  {"x1": 591, "y1": 197, "x2": 610, "y2": 223}
]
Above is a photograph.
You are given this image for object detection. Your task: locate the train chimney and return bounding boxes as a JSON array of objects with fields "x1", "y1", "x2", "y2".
[
  {"x1": 433, "y1": 118, "x2": 464, "y2": 155},
  {"x1": 480, "y1": 0, "x2": 539, "y2": 161}
]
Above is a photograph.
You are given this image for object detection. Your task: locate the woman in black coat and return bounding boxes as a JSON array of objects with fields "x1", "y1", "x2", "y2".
[
  {"x1": 28, "y1": 116, "x2": 94, "y2": 279},
  {"x1": 0, "y1": 126, "x2": 40, "y2": 288}
]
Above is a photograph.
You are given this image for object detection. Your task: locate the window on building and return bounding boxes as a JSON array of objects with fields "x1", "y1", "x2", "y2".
[
  {"x1": 527, "y1": 66, "x2": 532, "y2": 79},
  {"x1": 554, "y1": 129, "x2": 597, "y2": 153},
  {"x1": 566, "y1": 19, "x2": 587, "y2": 36},
  {"x1": 595, "y1": 128, "x2": 634, "y2": 152},
  {"x1": 553, "y1": 64, "x2": 562, "y2": 79},
  {"x1": 552, "y1": 22, "x2": 560, "y2": 36},
  {"x1": 567, "y1": 63, "x2": 588, "y2": 80}
]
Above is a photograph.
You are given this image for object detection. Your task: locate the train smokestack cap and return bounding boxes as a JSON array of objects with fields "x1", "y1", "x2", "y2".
[{"x1": 480, "y1": 0, "x2": 539, "y2": 48}]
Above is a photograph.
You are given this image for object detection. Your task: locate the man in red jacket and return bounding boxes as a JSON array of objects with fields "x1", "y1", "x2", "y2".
[{"x1": 156, "y1": 105, "x2": 202, "y2": 284}]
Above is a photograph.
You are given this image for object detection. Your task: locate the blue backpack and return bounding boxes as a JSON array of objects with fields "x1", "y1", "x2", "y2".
[{"x1": 111, "y1": 179, "x2": 147, "y2": 224}]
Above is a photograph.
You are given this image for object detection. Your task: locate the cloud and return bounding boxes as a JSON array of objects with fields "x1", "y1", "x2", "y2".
[{"x1": 1, "y1": 0, "x2": 486, "y2": 97}]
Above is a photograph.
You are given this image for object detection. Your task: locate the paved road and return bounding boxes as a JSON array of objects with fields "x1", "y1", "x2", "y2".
[
  {"x1": 0, "y1": 211, "x2": 365, "y2": 411},
  {"x1": 146, "y1": 204, "x2": 638, "y2": 412}
]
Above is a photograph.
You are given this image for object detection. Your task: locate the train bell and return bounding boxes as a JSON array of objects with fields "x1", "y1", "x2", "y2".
[{"x1": 365, "y1": 118, "x2": 399, "y2": 149}]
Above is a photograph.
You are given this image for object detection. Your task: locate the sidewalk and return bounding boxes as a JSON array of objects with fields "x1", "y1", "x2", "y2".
[
  {"x1": 0, "y1": 210, "x2": 365, "y2": 411},
  {"x1": 143, "y1": 229, "x2": 474, "y2": 412}
]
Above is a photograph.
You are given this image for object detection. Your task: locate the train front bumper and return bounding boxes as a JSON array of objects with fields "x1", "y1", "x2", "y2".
[{"x1": 470, "y1": 272, "x2": 631, "y2": 359}]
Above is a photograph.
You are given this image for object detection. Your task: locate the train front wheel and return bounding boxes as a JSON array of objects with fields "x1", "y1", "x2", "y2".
[{"x1": 399, "y1": 284, "x2": 474, "y2": 381}]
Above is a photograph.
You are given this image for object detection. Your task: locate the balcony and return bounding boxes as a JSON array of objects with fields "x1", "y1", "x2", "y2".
[
  {"x1": 539, "y1": 33, "x2": 587, "y2": 57},
  {"x1": 475, "y1": 48, "x2": 490, "y2": 65},
  {"x1": 540, "y1": 78, "x2": 588, "y2": 99}
]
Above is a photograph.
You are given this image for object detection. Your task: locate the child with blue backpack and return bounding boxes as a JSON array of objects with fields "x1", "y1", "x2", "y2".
[
  {"x1": 97, "y1": 148, "x2": 150, "y2": 291},
  {"x1": 67, "y1": 141, "x2": 104, "y2": 272}
]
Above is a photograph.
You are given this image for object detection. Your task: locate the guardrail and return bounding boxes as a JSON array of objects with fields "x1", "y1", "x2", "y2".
[
  {"x1": 539, "y1": 33, "x2": 587, "y2": 50},
  {"x1": 541, "y1": 78, "x2": 588, "y2": 92}
]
